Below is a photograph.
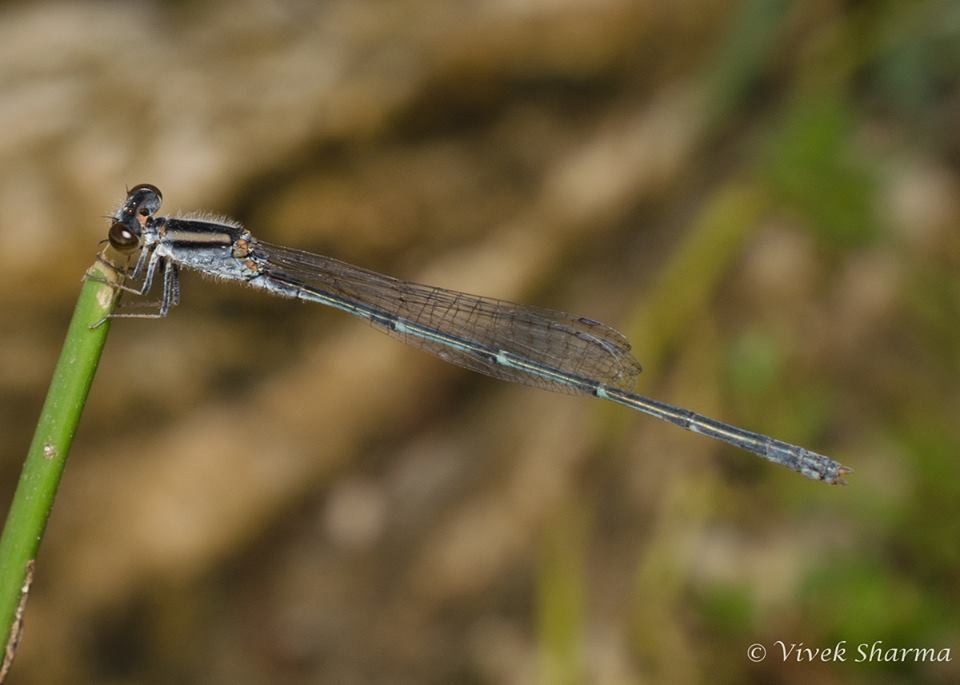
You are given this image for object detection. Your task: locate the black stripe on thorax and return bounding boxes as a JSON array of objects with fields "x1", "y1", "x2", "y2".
[{"x1": 159, "y1": 218, "x2": 245, "y2": 246}]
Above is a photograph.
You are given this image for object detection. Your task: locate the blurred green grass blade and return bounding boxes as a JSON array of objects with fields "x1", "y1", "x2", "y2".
[
  {"x1": 0, "y1": 259, "x2": 120, "y2": 674},
  {"x1": 625, "y1": 183, "x2": 769, "y2": 379},
  {"x1": 537, "y1": 504, "x2": 586, "y2": 685},
  {"x1": 703, "y1": 0, "x2": 794, "y2": 129}
]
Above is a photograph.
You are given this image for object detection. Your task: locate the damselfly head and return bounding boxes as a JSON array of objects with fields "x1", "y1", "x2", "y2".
[{"x1": 109, "y1": 183, "x2": 163, "y2": 252}]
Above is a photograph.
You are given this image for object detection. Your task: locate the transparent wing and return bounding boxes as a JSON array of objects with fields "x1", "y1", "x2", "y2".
[{"x1": 255, "y1": 242, "x2": 642, "y2": 394}]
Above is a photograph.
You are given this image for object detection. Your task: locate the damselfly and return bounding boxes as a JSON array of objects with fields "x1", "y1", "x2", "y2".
[{"x1": 101, "y1": 184, "x2": 851, "y2": 484}]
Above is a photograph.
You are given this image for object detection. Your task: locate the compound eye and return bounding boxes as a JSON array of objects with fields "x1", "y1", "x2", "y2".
[
  {"x1": 129, "y1": 183, "x2": 161, "y2": 195},
  {"x1": 124, "y1": 183, "x2": 163, "y2": 218},
  {"x1": 108, "y1": 220, "x2": 140, "y2": 252}
]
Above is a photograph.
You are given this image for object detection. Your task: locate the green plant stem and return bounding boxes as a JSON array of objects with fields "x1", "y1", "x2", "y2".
[{"x1": 0, "y1": 258, "x2": 120, "y2": 670}]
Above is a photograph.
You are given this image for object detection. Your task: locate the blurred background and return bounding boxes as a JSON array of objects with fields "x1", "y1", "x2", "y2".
[{"x1": 1, "y1": 0, "x2": 958, "y2": 683}]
